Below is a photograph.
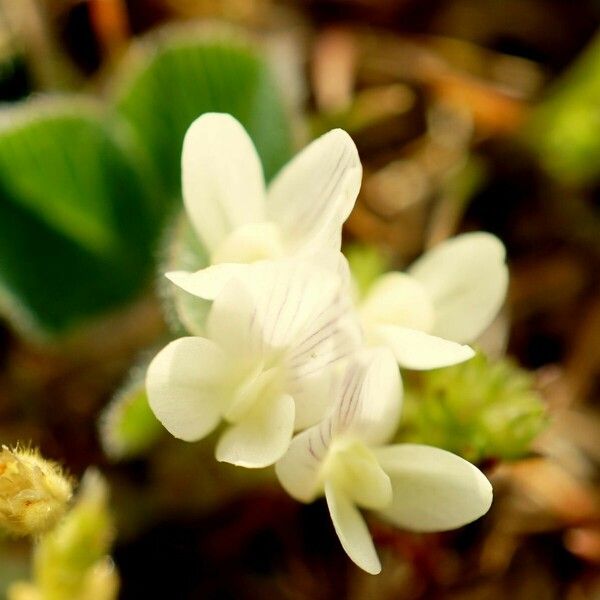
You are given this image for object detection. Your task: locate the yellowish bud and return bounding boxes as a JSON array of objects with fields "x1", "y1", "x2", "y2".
[
  {"x1": 0, "y1": 446, "x2": 73, "y2": 537},
  {"x1": 8, "y1": 469, "x2": 119, "y2": 600}
]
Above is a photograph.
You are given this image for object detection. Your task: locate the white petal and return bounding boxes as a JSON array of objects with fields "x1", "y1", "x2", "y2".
[
  {"x1": 166, "y1": 264, "x2": 249, "y2": 301},
  {"x1": 332, "y1": 348, "x2": 402, "y2": 445},
  {"x1": 275, "y1": 424, "x2": 328, "y2": 502},
  {"x1": 216, "y1": 393, "x2": 295, "y2": 468},
  {"x1": 289, "y1": 370, "x2": 336, "y2": 432},
  {"x1": 251, "y1": 261, "x2": 341, "y2": 351},
  {"x1": 360, "y1": 272, "x2": 435, "y2": 332},
  {"x1": 204, "y1": 259, "x2": 351, "y2": 383},
  {"x1": 291, "y1": 247, "x2": 354, "y2": 283},
  {"x1": 146, "y1": 337, "x2": 225, "y2": 442},
  {"x1": 335, "y1": 252, "x2": 354, "y2": 294},
  {"x1": 214, "y1": 260, "x2": 341, "y2": 355},
  {"x1": 375, "y1": 444, "x2": 493, "y2": 532},
  {"x1": 182, "y1": 113, "x2": 266, "y2": 253},
  {"x1": 287, "y1": 285, "x2": 362, "y2": 429},
  {"x1": 276, "y1": 349, "x2": 400, "y2": 502},
  {"x1": 211, "y1": 221, "x2": 284, "y2": 264},
  {"x1": 206, "y1": 277, "x2": 258, "y2": 359},
  {"x1": 325, "y1": 481, "x2": 381, "y2": 575},
  {"x1": 266, "y1": 129, "x2": 362, "y2": 253},
  {"x1": 372, "y1": 325, "x2": 474, "y2": 370},
  {"x1": 408, "y1": 233, "x2": 508, "y2": 344},
  {"x1": 172, "y1": 289, "x2": 211, "y2": 337}
]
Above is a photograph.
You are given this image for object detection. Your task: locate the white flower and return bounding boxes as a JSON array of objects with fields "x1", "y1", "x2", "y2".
[
  {"x1": 167, "y1": 112, "x2": 362, "y2": 301},
  {"x1": 276, "y1": 348, "x2": 493, "y2": 574},
  {"x1": 357, "y1": 232, "x2": 508, "y2": 370},
  {"x1": 146, "y1": 261, "x2": 360, "y2": 469}
]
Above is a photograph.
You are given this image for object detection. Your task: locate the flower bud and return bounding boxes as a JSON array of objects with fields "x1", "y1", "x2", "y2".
[
  {"x1": 0, "y1": 446, "x2": 72, "y2": 536},
  {"x1": 8, "y1": 469, "x2": 119, "y2": 600},
  {"x1": 399, "y1": 352, "x2": 547, "y2": 462},
  {"x1": 99, "y1": 373, "x2": 163, "y2": 461}
]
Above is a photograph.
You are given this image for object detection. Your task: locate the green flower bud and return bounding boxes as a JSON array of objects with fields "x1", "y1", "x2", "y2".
[
  {"x1": 398, "y1": 352, "x2": 548, "y2": 463},
  {"x1": 99, "y1": 370, "x2": 163, "y2": 461}
]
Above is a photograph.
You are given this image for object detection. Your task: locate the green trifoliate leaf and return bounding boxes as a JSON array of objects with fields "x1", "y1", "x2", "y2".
[
  {"x1": 398, "y1": 352, "x2": 547, "y2": 463},
  {"x1": 112, "y1": 25, "x2": 293, "y2": 205},
  {"x1": 0, "y1": 98, "x2": 159, "y2": 338}
]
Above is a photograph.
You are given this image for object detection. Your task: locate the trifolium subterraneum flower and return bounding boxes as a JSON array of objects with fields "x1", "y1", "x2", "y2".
[
  {"x1": 167, "y1": 112, "x2": 362, "y2": 301},
  {"x1": 357, "y1": 232, "x2": 508, "y2": 370},
  {"x1": 276, "y1": 349, "x2": 493, "y2": 574},
  {"x1": 147, "y1": 261, "x2": 360, "y2": 468}
]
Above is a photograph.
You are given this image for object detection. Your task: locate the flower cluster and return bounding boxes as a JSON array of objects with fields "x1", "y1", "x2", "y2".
[{"x1": 146, "y1": 113, "x2": 508, "y2": 573}]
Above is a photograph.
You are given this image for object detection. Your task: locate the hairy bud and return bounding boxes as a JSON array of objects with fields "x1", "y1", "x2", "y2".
[{"x1": 0, "y1": 446, "x2": 72, "y2": 536}]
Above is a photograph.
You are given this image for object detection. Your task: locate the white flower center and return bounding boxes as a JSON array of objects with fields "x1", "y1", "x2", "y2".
[{"x1": 212, "y1": 222, "x2": 285, "y2": 265}]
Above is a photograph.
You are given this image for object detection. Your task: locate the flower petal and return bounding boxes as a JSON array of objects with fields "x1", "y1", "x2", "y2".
[
  {"x1": 166, "y1": 263, "x2": 249, "y2": 301},
  {"x1": 215, "y1": 393, "x2": 295, "y2": 468},
  {"x1": 332, "y1": 348, "x2": 402, "y2": 445},
  {"x1": 325, "y1": 481, "x2": 381, "y2": 575},
  {"x1": 375, "y1": 444, "x2": 493, "y2": 532},
  {"x1": 172, "y1": 289, "x2": 211, "y2": 337},
  {"x1": 182, "y1": 113, "x2": 266, "y2": 253},
  {"x1": 211, "y1": 221, "x2": 284, "y2": 264},
  {"x1": 360, "y1": 272, "x2": 435, "y2": 332},
  {"x1": 206, "y1": 276, "x2": 258, "y2": 359},
  {"x1": 202, "y1": 259, "x2": 356, "y2": 428},
  {"x1": 266, "y1": 129, "x2": 361, "y2": 253},
  {"x1": 250, "y1": 261, "x2": 341, "y2": 352},
  {"x1": 289, "y1": 370, "x2": 337, "y2": 432},
  {"x1": 408, "y1": 232, "x2": 508, "y2": 344},
  {"x1": 205, "y1": 259, "x2": 343, "y2": 356},
  {"x1": 275, "y1": 425, "x2": 326, "y2": 502},
  {"x1": 372, "y1": 325, "x2": 474, "y2": 370},
  {"x1": 250, "y1": 260, "x2": 358, "y2": 428},
  {"x1": 287, "y1": 282, "x2": 362, "y2": 429},
  {"x1": 275, "y1": 349, "x2": 400, "y2": 502},
  {"x1": 146, "y1": 337, "x2": 225, "y2": 442}
]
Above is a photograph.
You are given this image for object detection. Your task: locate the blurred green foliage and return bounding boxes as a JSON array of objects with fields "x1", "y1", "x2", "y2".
[
  {"x1": 398, "y1": 352, "x2": 547, "y2": 463},
  {"x1": 526, "y1": 32, "x2": 600, "y2": 186},
  {"x1": 0, "y1": 102, "x2": 157, "y2": 337},
  {"x1": 114, "y1": 32, "x2": 293, "y2": 204},
  {"x1": 100, "y1": 373, "x2": 163, "y2": 461}
]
